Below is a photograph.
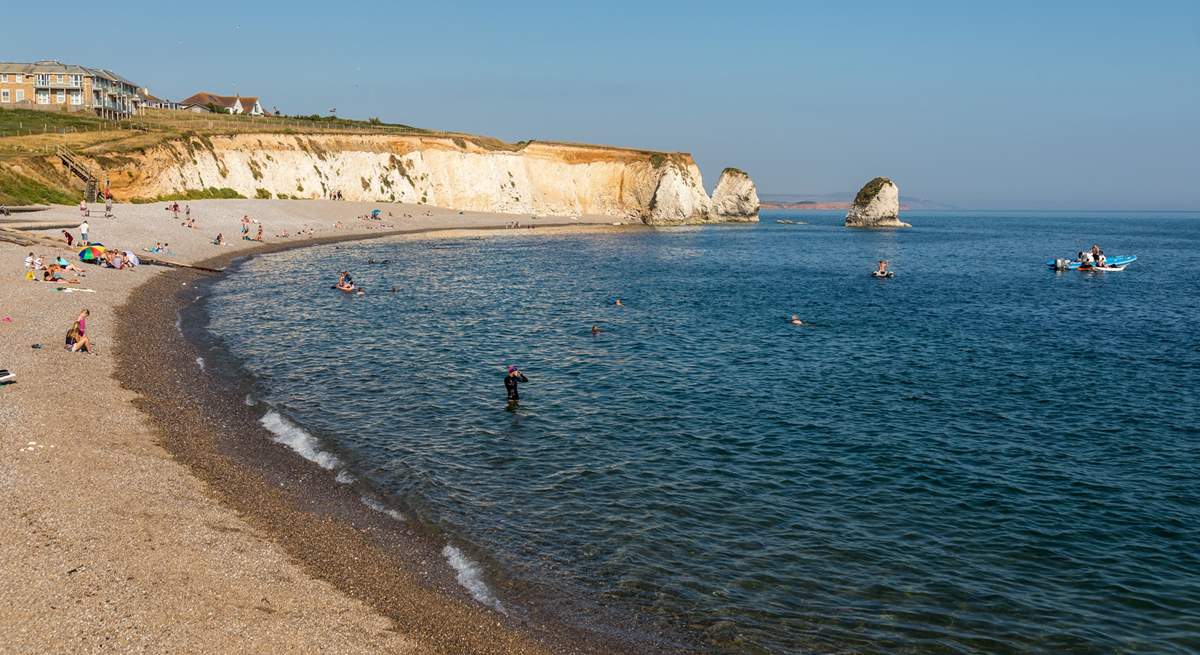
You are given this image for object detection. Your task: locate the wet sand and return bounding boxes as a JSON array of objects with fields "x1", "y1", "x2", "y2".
[{"x1": 0, "y1": 199, "x2": 677, "y2": 653}]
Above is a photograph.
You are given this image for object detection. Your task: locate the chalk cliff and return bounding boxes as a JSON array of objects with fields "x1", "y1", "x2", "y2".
[
  {"x1": 89, "y1": 133, "x2": 754, "y2": 225},
  {"x1": 710, "y1": 168, "x2": 760, "y2": 222},
  {"x1": 845, "y1": 177, "x2": 909, "y2": 228}
]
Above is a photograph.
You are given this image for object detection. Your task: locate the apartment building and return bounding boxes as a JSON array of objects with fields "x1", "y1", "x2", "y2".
[{"x1": 0, "y1": 60, "x2": 142, "y2": 117}]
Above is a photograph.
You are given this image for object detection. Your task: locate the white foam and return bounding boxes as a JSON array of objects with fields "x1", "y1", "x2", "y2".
[
  {"x1": 360, "y1": 496, "x2": 404, "y2": 521},
  {"x1": 335, "y1": 470, "x2": 356, "y2": 484},
  {"x1": 195, "y1": 356, "x2": 205, "y2": 371},
  {"x1": 259, "y1": 410, "x2": 341, "y2": 470},
  {"x1": 174, "y1": 315, "x2": 183, "y2": 335},
  {"x1": 244, "y1": 394, "x2": 257, "y2": 406},
  {"x1": 442, "y1": 544, "x2": 505, "y2": 613}
]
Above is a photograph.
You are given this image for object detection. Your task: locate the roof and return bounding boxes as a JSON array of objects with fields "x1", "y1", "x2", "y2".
[
  {"x1": 179, "y1": 92, "x2": 262, "y2": 111},
  {"x1": 0, "y1": 61, "x2": 139, "y2": 87}
]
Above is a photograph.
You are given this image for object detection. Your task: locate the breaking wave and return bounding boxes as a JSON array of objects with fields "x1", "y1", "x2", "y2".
[
  {"x1": 259, "y1": 410, "x2": 341, "y2": 470},
  {"x1": 442, "y1": 544, "x2": 505, "y2": 613}
]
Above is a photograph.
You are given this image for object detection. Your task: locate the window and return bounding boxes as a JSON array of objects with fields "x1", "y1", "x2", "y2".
[
  {"x1": 35, "y1": 73, "x2": 48, "y2": 86},
  {"x1": 71, "y1": 90, "x2": 82, "y2": 105},
  {"x1": 70, "y1": 74, "x2": 81, "y2": 87},
  {"x1": 36, "y1": 90, "x2": 48, "y2": 104},
  {"x1": 1, "y1": 90, "x2": 9, "y2": 103},
  {"x1": 15, "y1": 89, "x2": 24, "y2": 102},
  {"x1": 0, "y1": 74, "x2": 7, "y2": 83},
  {"x1": 56, "y1": 90, "x2": 65, "y2": 104},
  {"x1": 13, "y1": 74, "x2": 21, "y2": 83},
  {"x1": 57, "y1": 74, "x2": 64, "y2": 83}
]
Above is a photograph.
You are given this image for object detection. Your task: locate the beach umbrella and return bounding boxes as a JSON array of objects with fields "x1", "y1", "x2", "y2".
[{"x1": 78, "y1": 245, "x2": 105, "y2": 261}]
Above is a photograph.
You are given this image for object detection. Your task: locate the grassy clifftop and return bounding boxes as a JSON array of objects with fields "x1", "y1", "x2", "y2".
[{"x1": 0, "y1": 107, "x2": 689, "y2": 206}]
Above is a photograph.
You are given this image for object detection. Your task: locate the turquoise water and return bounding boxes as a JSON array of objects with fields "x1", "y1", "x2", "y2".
[{"x1": 204, "y1": 211, "x2": 1200, "y2": 653}]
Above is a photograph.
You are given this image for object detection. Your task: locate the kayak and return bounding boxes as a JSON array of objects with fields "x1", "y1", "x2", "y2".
[{"x1": 1047, "y1": 255, "x2": 1136, "y2": 270}]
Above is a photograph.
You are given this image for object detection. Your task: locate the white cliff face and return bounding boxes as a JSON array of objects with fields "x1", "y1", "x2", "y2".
[
  {"x1": 649, "y1": 163, "x2": 712, "y2": 224},
  {"x1": 710, "y1": 168, "x2": 760, "y2": 222},
  {"x1": 103, "y1": 134, "x2": 755, "y2": 226},
  {"x1": 845, "y1": 177, "x2": 909, "y2": 228}
]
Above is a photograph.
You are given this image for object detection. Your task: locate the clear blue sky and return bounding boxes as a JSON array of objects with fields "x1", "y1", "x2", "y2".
[{"x1": 5, "y1": 1, "x2": 1198, "y2": 209}]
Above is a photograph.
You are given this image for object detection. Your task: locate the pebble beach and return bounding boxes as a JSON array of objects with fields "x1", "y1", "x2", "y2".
[{"x1": 0, "y1": 198, "x2": 634, "y2": 654}]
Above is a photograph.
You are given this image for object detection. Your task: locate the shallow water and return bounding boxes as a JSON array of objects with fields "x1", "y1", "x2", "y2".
[{"x1": 205, "y1": 211, "x2": 1200, "y2": 653}]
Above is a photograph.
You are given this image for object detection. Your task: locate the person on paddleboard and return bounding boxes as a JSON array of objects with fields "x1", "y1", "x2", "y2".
[{"x1": 504, "y1": 365, "x2": 529, "y2": 403}]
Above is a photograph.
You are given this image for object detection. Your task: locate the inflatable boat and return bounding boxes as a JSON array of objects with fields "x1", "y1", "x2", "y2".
[{"x1": 1047, "y1": 255, "x2": 1136, "y2": 271}]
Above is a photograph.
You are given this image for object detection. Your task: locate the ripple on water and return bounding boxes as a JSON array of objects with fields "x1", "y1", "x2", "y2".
[{"x1": 206, "y1": 213, "x2": 1200, "y2": 654}]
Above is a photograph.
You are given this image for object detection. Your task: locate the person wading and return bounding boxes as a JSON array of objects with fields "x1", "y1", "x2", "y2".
[{"x1": 504, "y1": 366, "x2": 529, "y2": 406}]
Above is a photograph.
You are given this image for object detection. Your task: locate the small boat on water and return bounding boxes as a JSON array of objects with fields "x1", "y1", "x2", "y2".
[
  {"x1": 775, "y1": 219, "x2": 808, "y2": 225},
  {"x1": 1047, "y1": 255, "x2": 1136, "y2": 271}
]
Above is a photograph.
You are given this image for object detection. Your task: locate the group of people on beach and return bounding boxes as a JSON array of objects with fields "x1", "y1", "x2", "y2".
[
  {"x1": 79, "y1": 196, "x2": 115, "y2": 219},
  {"x1": 25, "y1": 252, "x2": 86, "y2": 284}
]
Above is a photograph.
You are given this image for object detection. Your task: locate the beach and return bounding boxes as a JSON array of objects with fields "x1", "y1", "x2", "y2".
[{"x1": 0, "y1": 199, "x2": 643, "y2": 654}]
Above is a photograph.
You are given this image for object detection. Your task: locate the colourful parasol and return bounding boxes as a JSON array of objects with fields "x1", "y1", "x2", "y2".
[{"x1": 78, "y1": 245, "x2": 106, "y2": 261}]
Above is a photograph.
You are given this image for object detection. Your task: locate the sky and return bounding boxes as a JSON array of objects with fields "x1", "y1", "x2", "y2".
[{"x1": 4, "y1": 1, "x2": 1198, "y2": 209}]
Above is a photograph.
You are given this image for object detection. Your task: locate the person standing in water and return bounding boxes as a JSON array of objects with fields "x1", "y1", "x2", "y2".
[{"x1": 504, "y1": 366, "x2": 528, "y2": 403}]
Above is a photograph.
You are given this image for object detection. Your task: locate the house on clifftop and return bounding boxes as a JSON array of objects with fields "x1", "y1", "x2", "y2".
[
  {"x1": 179, "y1": 92, "x2": 265, "y2": 116},
  {"x1": 0, "y1": 60, "x2": 143, "y2": 117}
]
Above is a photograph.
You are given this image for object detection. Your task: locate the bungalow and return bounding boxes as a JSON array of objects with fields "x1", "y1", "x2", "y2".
[{"x1": 179, "y1": 92, "x2": 264, "y2": 116}]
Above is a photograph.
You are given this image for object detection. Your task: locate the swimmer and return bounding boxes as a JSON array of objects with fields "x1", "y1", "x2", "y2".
[
  {"x1": 790, "y1": 314, "x2": 803, "y2": 326},
  {"x1": 591, "y1": 325, "x2": 602, "y2": 335},
  {"x1": 614, "y1": 298, "x2": 623, "y2": 307},
  {"x1": 876, "y1": 260, "x2": 889, "y2": 275}
]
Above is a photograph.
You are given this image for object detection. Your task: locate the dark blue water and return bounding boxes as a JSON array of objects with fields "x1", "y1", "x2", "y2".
[{"x1": 204, "y1": 212, "x2": 1200, "y2": 654}]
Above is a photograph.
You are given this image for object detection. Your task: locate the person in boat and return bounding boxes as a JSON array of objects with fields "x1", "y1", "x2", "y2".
[
  {"x1": 1079, "y1": 250, "x2": 1093, "y2": 266},
  {"x1": 790, "y1": 314, "x2": 803, "y2": 326},
  {"x1": 504, "y1": 366, "x2": 528, "y2": 403},
  {"x1": 877, "y1": 260, "x2": 889, "y2": 275},
  {"x1": 335, "y1": 271, "x2": 356, "y2": 292}
]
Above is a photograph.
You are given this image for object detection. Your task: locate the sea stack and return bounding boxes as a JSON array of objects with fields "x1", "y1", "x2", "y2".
[
  {"x1": 845, "y1": 177, "x2": 910, "y2": 228},
  {"x1": 710, "y1": 168, "x2": 760, "y2": 222}
]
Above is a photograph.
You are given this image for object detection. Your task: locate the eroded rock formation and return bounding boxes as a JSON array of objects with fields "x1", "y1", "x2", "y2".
[
  {"x1": 844, "y1": 177, "x2": 909, "y2": 228},
  {"x1": 710, "y1": 168, "x2": 760, "y2": 222}
]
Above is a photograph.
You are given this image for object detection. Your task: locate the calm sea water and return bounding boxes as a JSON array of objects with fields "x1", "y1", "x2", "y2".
[{"x1": 203, "y1": 211, "x2": 1200, "y2": 654}]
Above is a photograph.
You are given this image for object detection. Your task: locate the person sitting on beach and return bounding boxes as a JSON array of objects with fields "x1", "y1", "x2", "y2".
[
  {"x1": 56, "y1": 256, "x2": 86, "y2": 275},
  {"x1": 213, "y1": 233, "x2": 225, "y2": 246},
  {"x1": 65, "y1": 309, "x2": 92, "y2": 354}
]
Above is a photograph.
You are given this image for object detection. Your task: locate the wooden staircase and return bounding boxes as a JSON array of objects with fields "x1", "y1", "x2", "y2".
[{"x1": 56, "y1": 146, "x2": 101, "y2": 201}]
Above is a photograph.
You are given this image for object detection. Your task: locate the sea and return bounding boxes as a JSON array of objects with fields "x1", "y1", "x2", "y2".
[{"x1": 200, "y1": 211, "x2": 1200, "y2": 654}]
